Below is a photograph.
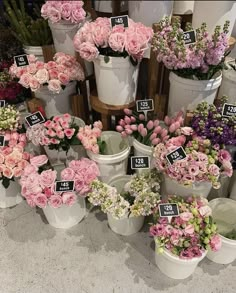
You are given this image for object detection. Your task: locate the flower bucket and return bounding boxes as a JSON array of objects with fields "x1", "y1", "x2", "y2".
[
  {"x1": 207, "y1": 176, "x2": 231, "y2": 200},
  {"x1": 229, "y1": 170, "x2": 236, "y2": 200},
  {"x1": 23, "y1": 46, "x2": 44, "y2": 62},
  {"x1": 94, "y1": 0, "x2": 128, "y2": 13},
  {"x1": 34, "y1": 81, "x2": 77, "y2": 117},
  {"x1": 93, "y1": 55, "x2": 139, "y2": 106},
  {"x1": 173, "y1": 1, "x2": 194, "y2": 15},
  {"x1": 133, "y1": 139, "x2": 153, "y2": 174},
  {"x1": 207, "y1": 198, "x2": 236, "y2": 264},
  {"x1": 87, "y1": 131, "x2": 130, "y2": 183},
  {"x1": 42, "y1": 196, "x2": 86, "y2": 229},
  {"x1": 0, "y1": 180, "x2": 22, "y2": 208},
  {"x1": 161, "y1": 174, "x2": 212, "y2": 198},
  {"x1": 155, "y1": 244, "x2": 207, "y2": 279},
  {"x1": 168, "y1": 72, "x2": 222, "y2": 116},
  {"x1": 218, "y1": 68, "x2": 236, "y2": 104}
]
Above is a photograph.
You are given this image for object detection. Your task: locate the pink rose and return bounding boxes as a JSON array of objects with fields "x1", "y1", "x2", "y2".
[
  {"x1": 208, "y1": 164, "x2": 220, "y2": 177},
  {"x1": 48, "y1": 7, "x2": 61, "y2": 23},
  {"x1": 218, "y1": 149, "x2": 231, "y2": 163},
  {"x1": 48, "y1": 69, "x2": 59, "y2": 79},
  {"x1": 210, "y1": 234, "x2": 222, "y2": 252},
  {"x1": 181, "y1": 127, "x2": 194, "y2": 136},
  {"x1": 19, "y1": 73, "x2": 31, "y2": 88},
  {"x1": 13, "y1": 167, "x2": 23, "y2": 177},
  {"x1": 23, "y1": 164, "x2": 38, "y2": 176},
  {"x1": 64, "y1": 128, "x2": 75, "y2": 139},
  {"x1": 39, "y1": 170, "x2": 57, "y2": 187},
  {"x1": 71, "y1": 6, "x2": 86, "y2": 23},
  {"x1": 61, "y1": 168, "x2": 75, "y2": 181},
  {"x1": 35, "y1": 68, "x2": 49, "y2": 84},
  {"x1": 48, "y1": 79, "x2": 62, "y2": 94},
  {"x1": 17, "y1": 159, "x2": 29, "y2": 170},
  {"x1": 79, "y1": 42, "x2": 99, "y2": 62},
  {"x1": 0, "y1": 153, "x2": 4, "y2": 164},
  {"x1": 4, "y1": 156, "x2": 16, "y2": 168},
  {"x1": 199, "y1": 205, "x2": 212, "y2": 217},
  {"x1": 27, "y1": 63, "x2": 37, "y2": 74},
  {"x1": 19, "y1": 133, "x2": 27, "y2": 143},
  {"x1": 56, "y1": 130, "x2": 65, "y2": 139},
  {"x1": 35, "y1": 61, "x2": 45, "y2": 70},
  {"x1": 27, "y1": 54, "x2": 37, "y2": 63},
  {"x1": 108, "y1": 32, "x2": 125, "y2": 52},
  {"x1": 29, "y1": 77, "x2": 40, "y2": 92},
  {"x1": 60, "y1": 3, "x2": 72, "y2": 21},
  {"x1": 179, "y1": 212, "x2": 193, "y2": 222},
  {"x1": 25, "y1": 194, "x2": 36, "y2": 208},
  {"x1": 47, "y1": 129, "x2": 56, "y2": 137},
  {"x1": 30, "y1": 155, "x2": 48, "y2": 167},
  {"x1": 3, "y1": 167, "x2": 14, "y2": 179},
  {"x1": 49, "y1": 195, "x2": 63, "y2": 208},
  {"x1": 58, "y1": 73, "x2": 70, "y2": 85},
  {"x1": 34, "y1": 193, "x2": 48, "y2": 208},
  {"x1": 62, "y1": 192, "x2": 76, "y2": 206}
]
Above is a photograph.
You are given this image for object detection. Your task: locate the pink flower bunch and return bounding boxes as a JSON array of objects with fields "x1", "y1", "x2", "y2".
[
  {"x1": 74, "y1": 17, "x2": 153, "y2": 62},
  {"x1": 10, "y1": 52, "x2": 84, "y2": 93},
  {"x1": 150, "y1": 196, "x2": 221, "y2": 259},
  {"x1": 77, "y1": 121, "x2": 103, "y2": 154},
  {"x1": 116, "y1": 108, "x2": 184, "y2": 146},
  {"x1": 41, "y1": 1, "x2": 86, "y2": 24},
  {"x1": 20, "y1": 155, "x2": 99, "y2": 208}
]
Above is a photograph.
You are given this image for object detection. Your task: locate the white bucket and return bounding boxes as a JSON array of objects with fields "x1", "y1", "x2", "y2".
[
  {"x1": 208, "y1": 176, "x2": 231, "y2": 201},
  {"x1": 42, "y1": 196, "x2": 86, "y2": 229},
  {"x1": 207, "y1": 198, "x2": 236, "y2": 264},
  {"x1": 23, "y1": 46, "x2": 44, "y2": 62},
  {"x1": 229, "y1": 170, "x2": 236, "y2": 200},
  {"x1": 168, "y1": 72, "x2": 222, "y2": 116},
  {"x1": 0, "y1": 180, "x2": 22, "y2": 208},
  {"x1": 93, "y1": 55, "x2": 139, "y2": 106},
  {"x1": 155, "y1": 244, "x2": 207, "y2": 279},
  {"x1": 173, "y1": 1, "x2": 194, "y2": 15},
  {"x1": 218, "y1": 68, "x2": 236, "y2": 103},
  {"x1": 94, "y1": 0, "x2": 128, "y2": 13},
  {"x1": 34, "y1": 81, "x2": 76, "y2": 117},
  {"x1": 87, "y1": 131, "x2": 130, "y2": 183}
]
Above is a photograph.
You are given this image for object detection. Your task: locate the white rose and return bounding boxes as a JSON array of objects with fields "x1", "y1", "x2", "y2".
[{"x1": 35, "y1": 68, "x2": 49, "y2": 84}]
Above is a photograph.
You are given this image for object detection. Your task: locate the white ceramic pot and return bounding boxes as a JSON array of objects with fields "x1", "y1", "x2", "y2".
[
  {"x1": 87, "y1": 131, "x2": 130, "y2": 183},
  {"x1": 155, "y1": 244, "x2": 207, "y2": 279},
  {"x1": 168, "y1": 71, "x2": 222, "y2": 116},
  {"x1": 94, "y1": 0, "x2": 128, "y2": 13},
  {"x1": 0, "y1": 180, "x2": 22, "y2": 208},
  {"x1": 43, "y1": 196, "x2": 86, "y2": 229},
  {"x1": 93, "y1": 55, "x2": 139, "y2": 106},
  {"x1": 23, "y1": 46, "x2": 44, "y2": 62},
  {"x1": 229, "y1": 170, "x2": 236, "y2": 200},
  {"x1": 133, "y1": 139, "x2": 153, "y2": 174},
  {"x1": 34, "y1": 81, "x2": 77, "y2": 117},
  {"x1": 207, "y1": 176, "x2": 231, "y2": 201},
  {"x1": 173, "y1": 1, "x2": 194, "y2": 15},
  {"x1": 207, "y1": 198, "x2": 236, "y2": 264},
  {"x1": 218, "y1": 67, "x2": 236, "y2": 103}
]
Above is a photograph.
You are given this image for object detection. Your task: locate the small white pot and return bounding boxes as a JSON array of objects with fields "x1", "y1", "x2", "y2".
[
  {"x1": 0, "y1": 180, "x2": 22, "y2": 208},
  {"x1": 23, "y1": 46, "x2": 44, "y2": 62},
  {"x1": 42, "y1": 196, "x2": 86, "y2": 229},
  {"x1": 218, "y1": 67, "x2": 236, "y2": 104},
  {"x1": 87, "y1": 131, "x2": 130, "y2": 183},
  {"x1": 207, "y1": 198, "x2": 236, "y2": 264}
]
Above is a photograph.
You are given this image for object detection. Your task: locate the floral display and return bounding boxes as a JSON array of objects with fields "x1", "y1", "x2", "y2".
[
  {"x1": 20, "y1": 155, "x2": 100, "y2": 208},
  {"x1": 152, "y1": 16, "x2": 229, "y2": 80},
  {"x1": 10, "y1": 52, "x2": 84, "y2": 93},
  {"x1": 150, "y1": 196, "x2": 222, "y2": 259},
  {"x1": 41, "y1": 1, "x2": 86, "y2": 24},
  {"x1": 74, "y1": 17, "x2": 153, "y2": 62},
  {"x1": 88, "y1": 170, "x2": 161, "y2": 219},
  {"x1": 0, "y1": 105, "x2": 21, "y2": 131}
]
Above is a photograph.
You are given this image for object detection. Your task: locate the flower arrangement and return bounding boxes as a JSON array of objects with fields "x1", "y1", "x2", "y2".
[
  {"x1": 152, "y1": 16, "x2": 230, "y2": 80},
  {"x1": 73, "y1": 17, "x2": 153, "y2": 62},
  {"x1": 20, "y1": 155, "x2": 100, "y2": 208},
  {"x1": 191, "y1": 96, "x2": 236, "y2": 146},
  {"x1": 150, "y1": 196, "x2": 221, "y2": 259},
  {"x1": 41, "y1": 1, "x2": 86, "y2": 24},
  {"x1": 0, "y1": 105, "x2": 21, "y2": 131},
  {"x1": 88, "y1": 169, "x2": 161, "y2": 219},
  {"x1": 10, "y1": 52, "x2": 85, "y2": 93}
]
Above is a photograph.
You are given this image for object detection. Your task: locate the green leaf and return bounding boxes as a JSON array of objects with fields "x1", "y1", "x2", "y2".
[
  {"x1": 104, "y1": 55, "x2": 110, "y2": 63},
  {"x1": 2, "y1": 177, "x2": 10, "y2": 189},
  {"x1": 98, "y1": 140, "x2": 107, "y2": 155}
]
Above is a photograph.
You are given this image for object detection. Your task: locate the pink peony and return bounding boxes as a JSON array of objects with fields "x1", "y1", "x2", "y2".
[
  {"x1": 39, "y1": 170, "x2": 57, "y2": 188},
  {"x1": 30, "y1": 155, "x2": 48, "y2": 167},
  {"x1": 62, "y1": 192, "x2": 76, "y2": 206},
  {"x1": 19, "y1": 73, "x2": 31, "y2": 88},
  {"x1": 49, "y1": 195, "x2": 63, "y2": 208},
  {"x1": 61, "y1": 168, "x2": 75, "y2": 181},
  {"x1": 34, "y1": 193, "x2": 48, "y2": 208},
  {"x1": 78, "y1": 42, "x2": 99, "y2": 62},
  {"x1": 108, "y1": 32, "x2": 125, "y2": 52}
]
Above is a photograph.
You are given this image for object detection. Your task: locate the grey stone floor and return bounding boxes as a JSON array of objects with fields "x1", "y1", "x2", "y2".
[{"x1": 0, "y1": 201, "x2": 235, "y2": 293}]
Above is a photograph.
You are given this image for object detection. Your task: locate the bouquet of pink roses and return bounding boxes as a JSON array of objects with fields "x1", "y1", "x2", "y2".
[
  {"x1": 10, "y1": 52, "x2": 84, "y2": 93},
  {"x1": 20, "y1": 155, "x2": 100, "y2": 208}
]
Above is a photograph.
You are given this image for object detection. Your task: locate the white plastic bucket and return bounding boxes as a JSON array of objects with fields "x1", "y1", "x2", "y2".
[
  {"x1": 23, "y1": 46, "x2": 44, "y2": 62},
  {"x1": 229, "y1": 170, "x2": 236, "y2": 200},
  {"x1": 43, "y1": 196, "x2": 86, "y2": 229},
  {"x1": 208, "y1": 176, "x2": 231, "y2": 200},
  {"x1": 34, "y1": 81, "x2": 77, "y2": 117},
  {"x1": 173, "y1": 1, "x2": 194, "y2": 15},
  {"x1": 168, "y1": 72, "x2": 222, "y2": 116},
  {"x1": 218, "y1": 68, "x2": 236, "y2": 103},
  {"x1": 93, "y1": 55, "x2": 139, "y2": 106},
  {"x1": 155, "y1": 244, "x2": 207, "y2": 279},
  {"x1": 207, "y1": 198, "x2": 236, "y2": 264},
  {"x1": 0, "y1": 180, "x2": 22, "y2": 208},
  {"x1": 86, "y1": 131, "x2": 130, "y2": 183}
]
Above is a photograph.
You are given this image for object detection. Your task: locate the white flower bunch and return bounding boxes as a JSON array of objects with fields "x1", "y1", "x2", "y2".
[{"x1": 0, "y1": 105, "x2": 20, "y2": 131}]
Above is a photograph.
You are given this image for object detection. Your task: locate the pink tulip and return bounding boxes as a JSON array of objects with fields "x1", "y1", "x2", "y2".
[
  {"x1": 130, "y1": 116, "x2": 136, "y2": 123},
  {"x1": 174, "y1": 121, "x2": 180, "y2": 130},
  {"x1": 130, "y1": 124, "x2": 138, "y2": 131},
  {"x1": 125, "y1": 129, "x2": 133, "y2": 135},
  {"x1": 164, "y1": 116, "x2": 171, "y2": 126},
  {"x1": 169, "y1": 123, "x2": 176, "y2": 133},
  {"x1": 124, "y1": 108, "x2": 132, "y2": 115},
  {"x1": 139, "y1": 114, "x2": 145, "y2": 121},
  {"x1": 161, "y1": 129, "x2": 168, "y2": 138},
  {"x1": 150, "y1": 133, "x2": 157, "y2": 140},
  {"x1": 119, "y1": 119, "x2": 125, "y2": 127},
  {"x1": 154, "y1": 126, "x2": 162, "y2": 134},
  {"x1": 162, "y1": 135, "x2": 170, "y2": 142},
  {"x1": 116, "y1": 125, "x2": 123, "y2": 132},
  {"x1": 147, "y1": 120, "x2": 154, "y2": 130},
  {"x1": 140, "y1": 128, "x2": 147, "y2": 137},
  {"x1": 152, "y1": 138, "x2": 160, "y2": 145},
  {"x1": 153, "y1": 119, "x2": 159, "y2": 127},
  {"x1": 138, "y1": 123, "x2": 144, "y2": 133},
  {"x1": 124, "y1": 116, "x2": 131, "y2": 124}
]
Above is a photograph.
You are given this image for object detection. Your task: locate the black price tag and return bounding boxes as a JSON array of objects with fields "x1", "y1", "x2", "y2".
[
  {"x1": 136, "y1": 99, "x2": 154, "y2": 112},
  {"x1": 222, "y1": 103, "x2": 236, "y2": 117},
  {"x1": 55, "y1": 181, "x2": 75, "y2": 192},
  {"x1": 131, "y1": 156, "x2": 150, "y2": 169},
  {"x1": 166, "y1": 146, "x2": 187, "y2": 165},
  {"x1": 159, "y1": 203, "x2": 179, "y2": 218},
  {"x1": 183, "y1": 30, "x2": 196, "y2": 45},
  {"x1": 0, "y1": 100, "x2": 5, "y2": 107},
  {"x1": 110, "y1": 15, "x2": 129, "y2": 28},
  {"x1": 0, "y1": 136, "x2": 5, "y2": 147},
  {"x1": 25, "y1": 111, "x2": 45, "y2": 127},
  {"x1": 14, "y1": 54, "x2": 29, "y2": 67}
]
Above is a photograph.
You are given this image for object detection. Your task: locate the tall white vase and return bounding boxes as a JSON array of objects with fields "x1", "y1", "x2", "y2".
[{"x1": 0, "y1": 180, "x2": 22, "y2": 208}]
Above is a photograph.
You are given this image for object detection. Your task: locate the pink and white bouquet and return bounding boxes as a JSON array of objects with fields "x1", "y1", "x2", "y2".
[
  {"x1": 74, "y1": 17, "x2": 153, "y2": 62},
  {"x1": 150, "y1": 196, "x2": 221, "y2": 259},
  {"x1": 10, "y1": 52, "x2": 85, "y2": 93},
  {"x1": 41, "y1": 1, "x2": 86, "y2": 24},
  {"x1": 20, "y1": 155, "x2": 100, "y2": 208}
]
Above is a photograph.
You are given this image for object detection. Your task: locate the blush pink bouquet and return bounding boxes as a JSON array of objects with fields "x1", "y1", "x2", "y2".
[
  {"x1": 20, "y1": 155, "x2": 100, "y2": 208},
  {"x1": 9, "y1": 52, "x2": 84, "y2": 93}
]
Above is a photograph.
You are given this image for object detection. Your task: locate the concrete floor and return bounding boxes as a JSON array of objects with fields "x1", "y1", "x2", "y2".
[{"x1": 0, "y1": 201, "x2": 235, "y2": 293}]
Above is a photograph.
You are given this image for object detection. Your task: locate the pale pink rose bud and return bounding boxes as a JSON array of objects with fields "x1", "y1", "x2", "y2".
[
  {"x1": 146, "y1": 120, "x2": 154, "y2": 130},
  {"x1": 151, "y1": 138, "x2": 160, "y2": 145},
  {"x1": 139, "y1": 114, "x2": 145, "y2": 121},
  {"x1": 116, "y1": 125, "x2": 123, "y2": 132},
  {"x1": 140, "y1": 128, "x2": 147, "y2": 137},
  {"x1": 124, "y1": 108, "x2": 132, "y2": 115}
]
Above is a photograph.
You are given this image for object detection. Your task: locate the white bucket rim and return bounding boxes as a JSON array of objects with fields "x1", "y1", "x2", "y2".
[
  {"x1": 94, "y1": 55, "x2": 138, "y2": 68},
  {"x1": 133, "y1": 138, "x2": 153, "y2": 153},
  {"x1": 164, "y1": 174, "x2": 212, "y2": 189}
]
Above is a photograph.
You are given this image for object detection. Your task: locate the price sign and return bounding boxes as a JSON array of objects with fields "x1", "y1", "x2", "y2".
[
  {"x1": 166, "y1": 146, "x2": 187, "y2": 165},
  {"x1": 110, "y1": 15, "x2": 129, "y2": 28},
  {"x1": 14, "y1": 54, "x2": 29, "y2": 67},
  {"x1": 183, "y1": 30, "x2": 196, "y2": 45},
  {"x1": 159, "y1": 203, "x2": 179, "y2": 218},
  {"x1": 131, "y1": 156, "x2": 150, "y2": 169},
  {"x1": 136, "y1": 99, "x2": 154, "y2": 112},
  {"x1": 0, "y1": 100, "x2": 5, "y2": 107},
  {"x1": 0, "y1": 136, "x2": 5, "y2": 147},
  {"x1": 55, "y1": 181, "x2": 75, "y2": 192},
  {"x1": 222, "y1": 103, "x2": 236, "y2": 117},
  {"x1": 25, "y1": 111, "x2": 45, "y2": 127}
]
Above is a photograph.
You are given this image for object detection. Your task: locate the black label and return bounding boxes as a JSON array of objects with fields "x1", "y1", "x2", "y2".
[
  {"x1": 136, "y1": 99, "x2": 154, "y2": 112},
  {"x1": 222, "y1": 103, "x2": 236, "y2": 117},
  {"x1": 131, "y1": 156, "x2": 150, "y2": 169},
  {"x1": 14, "y1": 54, "x2": 29, "y2": 67},
  {"x1": 55, "y1": 181, "x2": 75, "y2": 192},
  {"x1": 110, "y1": 15, "x2": 129, "y2": 28},
  {"x1": 0, "y1": 100, "x2": 5, "y2": 107},
  {"x1": 166, "y1": 146, "x2": 187, "y2": 165},
  {"x1": 0, "y1": 136, "x2": 5, "y2": 147},
  {"x1": 159, "y1": 203, "x2": 179, "y2": 217},
  {"x1": 25, "y1": 111, "x2": 45, "y2": 127},
  {"x1": 183, "y1": 30, "x2": 196, "y2": 45}
]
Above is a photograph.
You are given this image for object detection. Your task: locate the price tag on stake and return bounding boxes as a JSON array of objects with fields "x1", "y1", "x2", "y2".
[
  {"x1": 14, "y1": 54, "x2": 29, "y2": 67},
  {"x1": 159, "y1": 203, "x2": 179, "y2": 223},
  {"x1": 0, "y1": 100, "x2": 5, "y2": 107},
  {"x1": 131, "y1": 156, "x2": 150, "y2": 169},
  {"x1": 222, "y1": 103, "x2": 236, "y2": 117},
  {"x1": 25, "y1": 111, "x2": 45, "y2": 127},
  {"x1": 183, "y1": 30, "x2": 196, "y2": 45},
  {"x1": 136, "y1": 99, "x2": 154, "y2": 112},
  {"x1": 166, "y1": 146, "x2": 187, "y2": 165},
  {"x1": 55, "y1": 181, "x2": 75, "y2": 192},
  {"x1": 0, "y1": 136, "x2": 5, "y2": 147},
  {"x1": 110, "y1": 15, "x2": 129, "y2": 28}
]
